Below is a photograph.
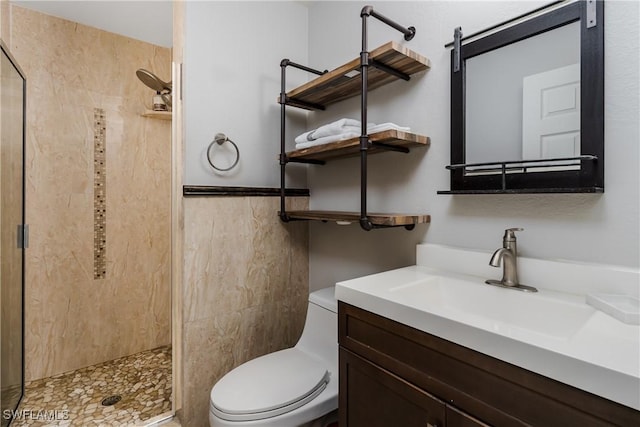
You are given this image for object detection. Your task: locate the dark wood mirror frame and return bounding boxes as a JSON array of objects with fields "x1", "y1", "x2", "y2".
[{"x1": 442, "y1": 0, "x2": 604, "y2": 194}]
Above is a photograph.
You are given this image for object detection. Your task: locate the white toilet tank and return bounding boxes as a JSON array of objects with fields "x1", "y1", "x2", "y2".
[
  {"x1": 209, "y1": 287, "x2": 339, "y2": 427},
  {"x1": 296, "y1": 286, "x2": 338, "y2": 370}
]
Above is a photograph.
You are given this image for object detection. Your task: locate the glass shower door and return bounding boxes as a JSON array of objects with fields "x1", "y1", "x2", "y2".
[{"x1": 0, "y1": 40, "x2": 26, "y2": 427}]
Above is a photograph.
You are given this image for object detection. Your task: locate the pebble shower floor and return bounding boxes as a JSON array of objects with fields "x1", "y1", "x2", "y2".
[{"x1": 11, "y1": 346, "x2": 171, "y2": 426}]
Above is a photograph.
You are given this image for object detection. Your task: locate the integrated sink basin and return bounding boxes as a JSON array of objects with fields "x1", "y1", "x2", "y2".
[
  {"x1": 387, "y1": 274, "x2": 596, "y2": 341},
  {"x1": 335, "y1": 244, "x2": 640, "y2": 411}
]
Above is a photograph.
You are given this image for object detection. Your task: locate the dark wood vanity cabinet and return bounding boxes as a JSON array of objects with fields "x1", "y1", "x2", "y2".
[
  {"x1": 341, "y1": 347, "x2": 444, "y2": 427},
  {"x1": 338, "y1": 302, "x2": 640, "y2": 427},
  {"x1": 341, "y1": 348, "x2": 487, "y2": 427}
]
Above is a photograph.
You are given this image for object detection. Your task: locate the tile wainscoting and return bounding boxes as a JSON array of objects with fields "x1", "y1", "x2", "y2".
[{"x1": 181, "y1": 193, "x2": 309, "y2": 427}]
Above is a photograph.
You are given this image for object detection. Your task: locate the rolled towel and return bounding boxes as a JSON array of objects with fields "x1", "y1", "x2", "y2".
[
  {"x1": 295, "y1": 118, "x2": 361, "y2": 144},
  {"x1": 294, "y1": 129, "x2": 315, "y2": 144}
]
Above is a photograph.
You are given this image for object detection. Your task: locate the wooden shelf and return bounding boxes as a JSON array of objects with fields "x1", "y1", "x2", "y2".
[
  {"x1": 280, "y1": 210, "x2": 430, "y2": 227},
  {"x1": 287, "y1": 129, "x2": 429, "y2": 162},
  {"x1": 141, "y1": 110, "x2": 172, "y2": 120},
  {"x1": 284, "y1": 42, "x2": 430, "y2": 110},
  {"x1": 278, "y1": 34, "x2": 431, "y2": 230}
]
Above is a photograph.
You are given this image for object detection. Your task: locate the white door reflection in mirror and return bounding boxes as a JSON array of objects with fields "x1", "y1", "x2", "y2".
[
  {"x1": 522, "y1": 63, "x2": 580, "y2": 171},
  {"x1": 464, "y1": 21, "x2": 580, "y2": 167}
]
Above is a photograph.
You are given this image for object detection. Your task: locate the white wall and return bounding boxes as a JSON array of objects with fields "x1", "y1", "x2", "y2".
[
  {"x1": 307, "y1": 1, "x2": 639, "y2": 291},
  {"x1": 184, "y1": 1, "x2": 309, "y2": 188}
]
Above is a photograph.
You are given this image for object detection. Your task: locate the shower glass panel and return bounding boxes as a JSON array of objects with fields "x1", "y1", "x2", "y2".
[{"x1": 0, "y1": 40, "x2": 26, "y2": 427}]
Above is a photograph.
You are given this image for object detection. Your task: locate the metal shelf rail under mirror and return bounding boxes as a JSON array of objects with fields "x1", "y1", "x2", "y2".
[
  {"x1": 438, "y1": 0, "x2": 604, "y2": 194},
  {"x1": 278, "y1": 6, "x2": 432, "y2": 230}
]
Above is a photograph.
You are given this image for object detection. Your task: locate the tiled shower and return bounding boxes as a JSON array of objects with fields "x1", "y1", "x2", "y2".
[{"x1": 4, "y1": 5, "x2": 172, "y2": 425}]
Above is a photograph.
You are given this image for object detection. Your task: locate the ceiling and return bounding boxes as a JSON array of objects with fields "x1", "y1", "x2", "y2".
[{"x1": 12, "y1": 0, "x2": 173, "y2": 47}]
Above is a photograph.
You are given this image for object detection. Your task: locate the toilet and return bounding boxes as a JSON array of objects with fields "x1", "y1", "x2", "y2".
[{"x1": 209, "y1": 287, "x2": 339, "y2": 427}]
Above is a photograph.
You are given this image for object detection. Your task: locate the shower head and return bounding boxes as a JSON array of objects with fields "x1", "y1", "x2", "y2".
[
  {"x1": 161, "y1": 93, "x2": 172, "y2": 108},
  {"x1": 136, "y1": 69, "x2": 172, "y2": 93}
]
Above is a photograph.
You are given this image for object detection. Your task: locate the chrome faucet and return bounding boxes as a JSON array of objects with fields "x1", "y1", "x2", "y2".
[{"x1": 485, "y1": 228, "x2": 537, "y2": 292}]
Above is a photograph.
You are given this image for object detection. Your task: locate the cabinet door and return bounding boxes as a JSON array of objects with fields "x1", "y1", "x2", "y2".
[
  {"x1": 447, "y1": 405, "x2": 491, "y2": 427},
  {"x1": 340, "y1": 348, "x2": 445, "y2": 427}
]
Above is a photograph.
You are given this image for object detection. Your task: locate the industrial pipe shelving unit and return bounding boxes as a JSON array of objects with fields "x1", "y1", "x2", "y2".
[{"x1": 278, "y1": 6, "x2": 432, "y2": 230}]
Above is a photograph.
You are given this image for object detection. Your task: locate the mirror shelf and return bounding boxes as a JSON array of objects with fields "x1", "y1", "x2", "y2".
[
  {"x1": 445, "y1": 155, "x2": 597, "y2": 173},
  {"x1": 441, "y1": 0, "x2": 604, "y2": 195},
  {"x1": 437, "y1": 188, "x2": 603, "y2": 195},
  {"x1": 436, "y1": 155, "x2": 603, "y2": 194}
]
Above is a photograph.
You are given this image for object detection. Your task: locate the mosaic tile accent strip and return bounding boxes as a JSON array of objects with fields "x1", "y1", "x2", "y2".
[
  {"x1": 12, "y1": 346, "x2": 171, "y2": 426},
  {"x1": 93, "y1": 108, "x2": 107, "y2": 279}
]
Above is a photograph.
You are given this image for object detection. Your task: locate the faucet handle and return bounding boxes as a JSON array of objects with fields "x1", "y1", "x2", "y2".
[{"x1": 503, "y1": 227, "x2": 523, "y2": 241}]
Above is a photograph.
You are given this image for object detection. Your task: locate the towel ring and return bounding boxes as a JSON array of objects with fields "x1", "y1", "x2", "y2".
[{"x1": 207, "y1": 133, "x2": 240, "y2": 172}]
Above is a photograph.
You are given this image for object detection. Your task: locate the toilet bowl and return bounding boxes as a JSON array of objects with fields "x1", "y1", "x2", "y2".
[{"x1": 209, "y1": 287, "x2": 338, "y2": 427}]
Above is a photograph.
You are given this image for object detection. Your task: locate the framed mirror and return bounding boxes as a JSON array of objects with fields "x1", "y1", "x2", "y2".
[{"x1": 442, "y1": 0, "x2": 604, "y2": 194}]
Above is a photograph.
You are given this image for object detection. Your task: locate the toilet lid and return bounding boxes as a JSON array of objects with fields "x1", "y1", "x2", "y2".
[{"x1": 210, "y1": 348, "x2": 330, "y2": 422}]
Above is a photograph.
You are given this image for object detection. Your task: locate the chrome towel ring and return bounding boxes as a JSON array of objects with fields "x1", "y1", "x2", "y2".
[{"x1": 207, "y1": 133, "x2": 240, "y2": 172}]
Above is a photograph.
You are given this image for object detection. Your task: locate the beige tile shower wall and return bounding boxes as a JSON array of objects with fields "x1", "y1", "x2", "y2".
[
  {"x1": 10, "y1": 6, "x2": 171, "y2": 381},
  {"x1": 182, "y1": 196, "x2": 309, "y2": 427},
  {"x1": 0, "y1": 0, "x2": 9, "y2": 44}
]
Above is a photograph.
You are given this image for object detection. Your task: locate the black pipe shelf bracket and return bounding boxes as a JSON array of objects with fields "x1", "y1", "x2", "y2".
[
  {"x1": 358, "y1": 6, "x2": 421, "y2": 230},
  {"x1": 279, "y1": 59, "x2": 328, "y2": 223},
  {"x1": 278, "y1": 5, "x2": 431, "y2": 230}
]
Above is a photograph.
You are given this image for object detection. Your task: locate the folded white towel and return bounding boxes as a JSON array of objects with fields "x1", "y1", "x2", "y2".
[
  {"x1": 294, "y1": 122, "x2": 411, "y2": 150},
  {"x1": 295, "y1": 131, "x2": 360, "y2": 150},
  {"x1": 310, "y1": 118, "x2": 361, "y2": 140},
  {"x1": 294, "y1": 118, "x2": 362, "y2": 144},
  {"x1": 367, "y1": 123, "x2": 410, "y2": 133}
]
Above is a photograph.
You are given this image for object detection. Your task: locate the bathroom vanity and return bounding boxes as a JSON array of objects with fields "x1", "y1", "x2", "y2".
[
  {"x1": 336, "y1": 244, "x2": 640, "y2": 426},
  {"x1": 339, "y1": 303, "x2": 637, "y2": 426}
]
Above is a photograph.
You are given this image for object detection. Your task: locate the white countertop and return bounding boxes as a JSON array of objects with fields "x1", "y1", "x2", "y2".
[{"x1": 335, "y1": 244, "x2": 640, "y2": 410}]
